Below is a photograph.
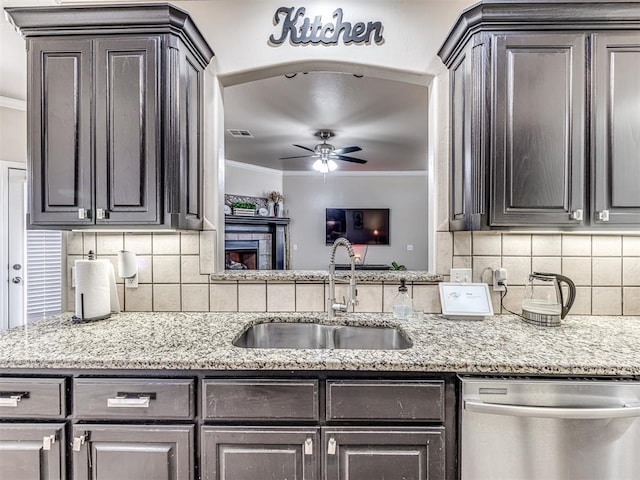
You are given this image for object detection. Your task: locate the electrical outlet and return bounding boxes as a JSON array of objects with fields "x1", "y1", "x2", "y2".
[
  {"x1": 125, "y1": 275, "x2": 139, "y2": 289},
  {"x1": 493, "y1": 267, "x2": 507, "y2": 292},
  {"x1": 450, "y1": 268, "x2": 472, "y2": 283}
]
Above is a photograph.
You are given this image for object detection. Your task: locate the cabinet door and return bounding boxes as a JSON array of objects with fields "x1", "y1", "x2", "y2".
[
  {"x1": 491, "y1": 33, "x2": 586, "y2": 226},
  {"x1": 173, "y1": 45, "x2": 204, "y2": 230},
  {"x1": 449, "y1": 36, "x2": 489, "y2": 231},
  {"x1": 94, "y1": 37, "x2": 161, "y2": 225},
  {"x1": 0, "y1": 423, "x2": 65, "y2": 480},
  {"x1": 201, "y1": 427, "x2": 319, "y2": 480},
  {"x1": 72, "y1": 424, "x2": 193, "y2": 480},
  {"x1": 323, "y1": 427, "x2": 445, "y2": 480},
  {"x1": 592, "y1": 33, "x2": 640, "y2": 226},
  {"x1": 28, "y1": 38, "x2": 93, "y2": 226}
]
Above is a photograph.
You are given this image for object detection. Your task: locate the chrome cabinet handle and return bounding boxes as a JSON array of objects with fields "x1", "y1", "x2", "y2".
[
  {"x1": 107, "y1": 395, "x2": 151, "y2": 408},
  {"x1": 570, "y1": 209, "x2": 583, "y2": 221},
  {"x1": 0, "y1": 392, "x2": 27, "y2": 407},
  {"x1": 327, "y1": 437, "x2": 337, "y2": 455},
  {"x1": 465, "y1": 400, "x2": 640, "y2": 419},
  {"x1": 11, "y1": 277, "x2": 21, "y2": 284},
  {"x1": 43, "y1": 435, "x2": 56, "y2": 451},
  {"x1": 597, "y1": 210, "x2": 610, "y2": 222},
  {"x1": 304, "y1": 438, "x2": 313, "y2": 455}
]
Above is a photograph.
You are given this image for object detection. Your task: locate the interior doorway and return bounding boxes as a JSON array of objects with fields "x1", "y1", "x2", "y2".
[{"x1": 0, "y1": 161, "x2": 26, "y2": 331}]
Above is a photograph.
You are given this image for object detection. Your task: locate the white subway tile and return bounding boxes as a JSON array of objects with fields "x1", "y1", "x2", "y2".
[
  {"x1": 124, "y1": 233, "x2": 152, "y2": 255},
  {"x1": 412, "y1": 284, "x2": 441, "y2": 313},
  {"x1": 453, "y1": 231, "x2": 471, "y2": 256},
  {"x1": 295, "y1": 283, "x2": 325, "y2": 312},
  {"x1": 267, "y1": 283, "x2": 296, "y2": 312},
  {"x1": 592, "y1": 257, "x2": 621, "y2": 286},
  {"x1": 501, "y1": 256, "x2": 531, "y2": 286},
  {"x1": 152, "y1": 256, "x2": 181, "y2": 284},
  {"x1": 502, "y1": 234, "x2": 531, "y2": 256},
  {"x1": 472, "y1": 256, "x2": 501, "y2": 283},
  {"x1": 181, "y1": 256, "x2": 209, "y2": 284},
  {"x1": 96, "y1": 233, "x2": 124, "y2": 256},
  {"x1": 125, "y1": 284, "x2": 153, "y2": 312},
  {"x1": 623, "y1": 236, "x2": 640, "y2": 256},
  {"x1": 562, "y1": 235, "x2": 591, "y2": 256},
  {"x1": 532, "y1": 234, "x2": 562, "y2": 256},
  {"x1": 562, "y1": 257, "x2": 592, "y2": 286},
  {"x1": 623, "y1": 257, "x2": 640, "y2": 286},
  {"x1": 354, "y1": 284, "x2": 383, "y2": 313},
  {"x1": 623, "y1": 287, "x2": 640, "y2": 315},
  {"x1": 152, "y1": 233, "x2": 180, "y2": 255},
  {"x1": 238, "y1": 283, "x2": 266, "y2": 312},
  {"x1": 473, "y1": 232, "x2": 502, "y2": 256},
  {"x1": 210, "y1": 283, "x2": 238, "y2": 312},
  {"x1": 592, "y1": 236, "x2": 622, "y2": 257},
  {"x1": 180, "y1": 232, "x2": 200, "y2": 255},
  {"x1": 531, "y1": 256, "x2": 562, "y2": 275},
  {"x1": 153, "y1": 284, "x2": 181, "y2": 311},
  {"x1": 181, "y1": 284, "x2": 209, "y2": 311},
  {"x1": 591, "y1": 287, "x2": 622, "y2": 315}
]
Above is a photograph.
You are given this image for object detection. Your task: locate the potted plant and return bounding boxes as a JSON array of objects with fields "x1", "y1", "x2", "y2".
[{"x1": 232, "y1": 202, "x2": 257, "y2": 216}]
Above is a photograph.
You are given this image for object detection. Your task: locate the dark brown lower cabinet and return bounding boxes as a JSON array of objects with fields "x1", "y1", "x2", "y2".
[
  {"x1": 71, "y1": 424, "x2": 194, "y2": 480},
  {"x1": 323, "y1": 427, "x2": 445, "y2": 480},
  {"x1": 0, "y1": 423, "x2": 65, "y2": 480},
  {"x1": 201, "y1": 427, "x2": 320, "y2": 480}
]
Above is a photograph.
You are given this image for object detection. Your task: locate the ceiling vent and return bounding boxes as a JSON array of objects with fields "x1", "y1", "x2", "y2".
[{"x1": 227, "y1": 129, "x2": 254, "y2": 138}]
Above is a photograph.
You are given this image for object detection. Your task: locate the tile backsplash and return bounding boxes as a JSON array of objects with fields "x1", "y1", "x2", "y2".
[
  {"x1": 450, "y1": 232, "x2": 640, "y2": 316},
  {"x1": 65, "y1": 232, "x2": 439, "y2": 314},
  {"x1": 66, "y1": 231, "x2": 640, "y2": 315}
]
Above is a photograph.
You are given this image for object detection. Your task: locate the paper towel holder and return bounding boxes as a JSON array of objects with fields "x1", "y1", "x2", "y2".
[{"x1": 117, "y1": 250, "x2": 138, "y2": 288}]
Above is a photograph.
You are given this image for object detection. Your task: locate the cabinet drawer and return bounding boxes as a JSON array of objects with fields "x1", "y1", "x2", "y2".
[
  {"x1": 73, "y1": 378, "x2": 194, "y2": 420},
  {"x1": 326, "y1": 380, "x2": 444, "y2": 422},
  {"x1": 0, "y1": 378, "x2": 65, "y2": 418},
  {"x1": 202, "y1": 379, "x2": 319, "y2": 421}
]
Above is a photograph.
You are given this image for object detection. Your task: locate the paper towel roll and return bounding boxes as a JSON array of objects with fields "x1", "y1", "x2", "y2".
[{"x1": 74, "y1": 259, "x2": 120, "y2": 320}]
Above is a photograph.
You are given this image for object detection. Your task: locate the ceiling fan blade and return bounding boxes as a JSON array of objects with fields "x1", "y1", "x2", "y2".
[
  {"x1": 293, "y1": 144, "x2": 315, "y2": 153},
  {"x1": 279, "y1": 154, "x2": 314, "y2": 159},
  {"x1": 334, "y1": 154, "x2": 367, "y2": 164},
  {"x1": 333, "y1": 146, "x2": 362, "y2": 155}
]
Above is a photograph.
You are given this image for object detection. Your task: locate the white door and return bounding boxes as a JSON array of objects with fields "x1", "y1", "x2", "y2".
[{"x1": 0, "y1": 163, "x2": 27, "y2": 331}]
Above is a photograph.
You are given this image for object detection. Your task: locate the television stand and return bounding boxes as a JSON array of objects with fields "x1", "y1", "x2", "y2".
[{"x1": 334, "y1": 264, "x2": 391, "y2": 270}]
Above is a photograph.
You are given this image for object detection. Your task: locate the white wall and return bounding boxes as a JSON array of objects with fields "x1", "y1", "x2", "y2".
[
  {"x1": 284, "y1": 173, "x2": 429, "y2": 270},
  {"x1": 225, "y1": 160, "x2": 283, "y2": 198},
  {"x1": 0, "y1": 106, "x2": 26, "y2": 163}
]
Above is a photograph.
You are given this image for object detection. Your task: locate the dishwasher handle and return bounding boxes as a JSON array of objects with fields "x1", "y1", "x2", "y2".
[{"x1": 464, "y1": 400, "x2": 640, "y2": 419}]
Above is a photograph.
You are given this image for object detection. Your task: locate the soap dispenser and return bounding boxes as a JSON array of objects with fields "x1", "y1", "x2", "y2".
[{"x1": 392, "y1": 279, "x2": 413, "y2": 320}]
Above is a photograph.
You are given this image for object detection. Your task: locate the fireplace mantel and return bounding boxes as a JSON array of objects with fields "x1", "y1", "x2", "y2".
[{"x1": 224, "y1": 215, "x2": 290, "y2": 226}]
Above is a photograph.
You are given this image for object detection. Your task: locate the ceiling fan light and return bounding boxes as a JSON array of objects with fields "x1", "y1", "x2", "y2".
[
  {"x1": 312, "y1": 159, "x2": 329, "y2": 173},
  {"x1": 327, "y1": 159, "x2": 338, "y2": 171}
]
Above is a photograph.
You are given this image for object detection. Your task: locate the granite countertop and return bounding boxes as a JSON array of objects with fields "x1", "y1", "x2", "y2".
[
  {"x1": 209, "y1": 270, "x2": 443, "y2": 282},
  {"x1": 1, "y1": 312, "x2": 639, "y2": 376}
]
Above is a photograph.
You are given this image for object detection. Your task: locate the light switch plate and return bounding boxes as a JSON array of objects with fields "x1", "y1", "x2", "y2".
[{"x1": 450, "y1": 268, "x2": 472, "y2": 283}]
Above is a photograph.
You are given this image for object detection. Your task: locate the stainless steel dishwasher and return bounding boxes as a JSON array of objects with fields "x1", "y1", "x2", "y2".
[{"x1": 460, "y1": 377, "x2": 640, "y2": 480}]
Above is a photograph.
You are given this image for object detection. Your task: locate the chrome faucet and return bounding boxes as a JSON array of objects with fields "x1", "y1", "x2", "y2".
[{"x1": 328, "y1": 237, "x2": 358, "y2": 318}]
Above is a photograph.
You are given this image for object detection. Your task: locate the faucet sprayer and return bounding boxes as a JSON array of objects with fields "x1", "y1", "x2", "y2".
[{"x1": 328, "y1": 237, "x2": 358, "y2": 318}]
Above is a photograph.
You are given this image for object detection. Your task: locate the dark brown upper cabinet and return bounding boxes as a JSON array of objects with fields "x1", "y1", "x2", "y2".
[
  {"x1": 439, "y1": 1, "x2": 640, "y2": 230},
  {"x1": 6, "y1": 4, "x2": 213, "y2": 230}
]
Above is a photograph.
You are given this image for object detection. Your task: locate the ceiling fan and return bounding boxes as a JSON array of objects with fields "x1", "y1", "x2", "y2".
[{"x1": 279, "y1": 130, "x2": 367, "y2": 173}]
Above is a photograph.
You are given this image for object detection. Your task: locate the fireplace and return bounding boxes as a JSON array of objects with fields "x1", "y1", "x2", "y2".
[
  {"x1": 224, "y1": 216, "x2": 290, "y2": 270},
  {"x1": 225, "y1": 240, "x2": 259, "y2": 270}
]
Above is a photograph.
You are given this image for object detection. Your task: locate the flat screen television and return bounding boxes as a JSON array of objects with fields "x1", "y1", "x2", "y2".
[{"x1": 326, "y1": 208, "x2": 390, "y2": 245}]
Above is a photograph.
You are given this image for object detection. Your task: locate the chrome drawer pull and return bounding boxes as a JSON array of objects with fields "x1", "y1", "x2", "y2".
[
  {"x1": 0, "y1": 392, "x2": 27, "y2": 407},
  {"x1": 43, "y1": 435, "x2": 56, "y2": 451},
  {"x1": 327, "y1": 438, "x2": 337, "y2": 455},
  {"x1": 107, "y1": 395, "x2": 151, "y2": 408},
  {"x1": 304, "y1": 438, "x2": 313, "y2": 455}
]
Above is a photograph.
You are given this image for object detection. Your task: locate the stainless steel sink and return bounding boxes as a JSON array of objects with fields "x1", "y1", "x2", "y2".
[
  {"x1": 332, "y1": 325, "x2": 412, "y2": 350},
  {"x1": 233, "y1": 322, "x2": 412, "y2": 350}
]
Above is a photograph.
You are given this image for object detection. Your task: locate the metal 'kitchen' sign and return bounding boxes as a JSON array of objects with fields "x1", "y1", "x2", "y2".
[{"x1": 269, "y1": 7, "x2": 384, "y2": 46}]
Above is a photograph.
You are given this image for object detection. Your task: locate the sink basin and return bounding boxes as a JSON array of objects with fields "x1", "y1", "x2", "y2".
[
  {"x1": 332, "y1": 325, "x2": 412, "y2": 350},
  {"x1": 233, "y1": 322, "x2": 412, "y2": 350}
]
